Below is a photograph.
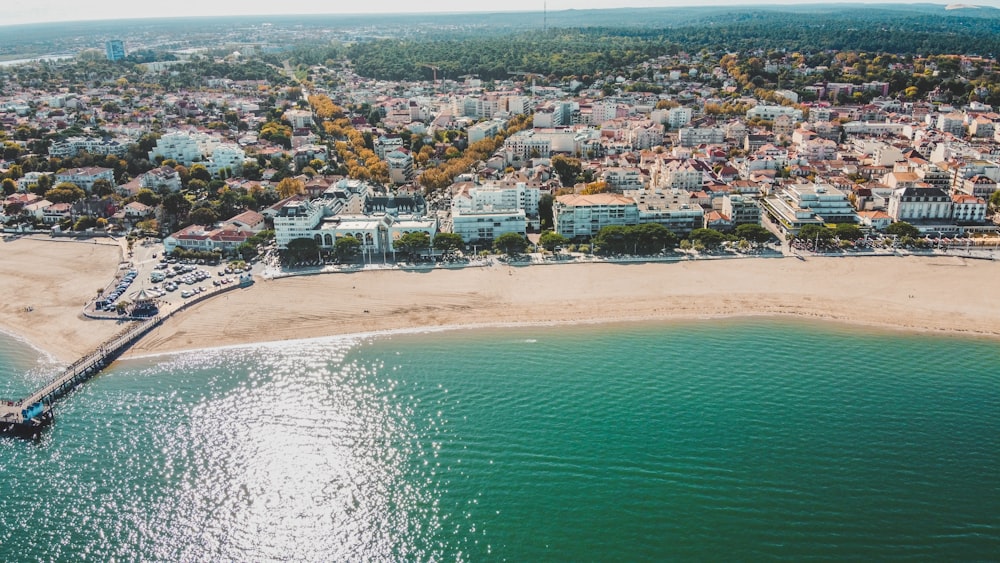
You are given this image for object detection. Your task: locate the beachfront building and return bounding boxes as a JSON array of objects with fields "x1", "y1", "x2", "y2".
[
  {"x1": 721, "y1": 194, "x2": 762, "y2": 227},
  {"x1": 630, "y1": 190, "x2": 705, "y2": 237},
  {"x1": 553, "y1": 193, "x2": 639, "y2": 239},
  {"x1": 273, "y1": 187, "x2": 436, "y2": 255},
  {"x1": 886, "y1": 186, "x2": 952, "y2": 223},
  {"x1": 452, "y1": 209, "x2": 527, "y2": 243},
  {"x1": 449, "y1": 181, "x2": 539, "y2": 241},
  {"x1": 761, "y1": 183, "x2": 858, "y2": 235},
  {"x1": 164, "y1": 224, "x2": 255, "y2": 254}
]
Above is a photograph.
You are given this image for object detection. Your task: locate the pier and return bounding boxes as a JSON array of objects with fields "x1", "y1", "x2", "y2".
[
  {"x1": 0, "y1": 275, "x2": 252, "y2": 438},
  {"x1": 0, "y1": 316, "x2": 163, "y2": 437}
]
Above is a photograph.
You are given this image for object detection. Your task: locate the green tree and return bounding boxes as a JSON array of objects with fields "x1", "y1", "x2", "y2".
[
  {"x1": 284, "y1": 237, "x2": 320, "y2": 263},
  {"x1": 538, "y1": 193, "x2": 554, "y2": 230},
  {"x1": 834, "y1": 223, "x2": 863, "y2": 241},
  {"x1": 550, "y1": 155, "x2": 582, "y2": 187},
  {"x1": 632, "y1": 223, "x2": 678, "y2": 254},
  {"x1": 91, "y1": 178, "x2": 115, "y2": 197},
  {"x1": 72, "y1": 215, "x2": 98, "y2": 231},
  {"x1": 593, "y1": 225, "x2": 630, "y2": 254},
  {"x1": 688, "y1": 228, "x2": 727, "y2": 250},
  {"x1": 735, "y1": 223, "x2": 772, "y2": 245},
  {"x1": 394, "y1": 231, "x2": 431, "y2": 259},
  {"x1": 538, "y1": 230, "x2": 569, "y2": 251},
  {"x1": 1, "y1": 178, "x2": 16, "y2": 196},
  {"x1": 494, "y1": 232, "x2": 528, "y2": 255},
  {"x1": 334, "y1": 235, "x2": 362, "y2": 261},
  {"x1": 136, "y1": 188, "x2": 161, "y2": 207},
  {"x1": 433, "y1": 232, "x2": 464, "y2": 253},
  {"x1": 189, "y1": 207, "x2": 219, "y2": 226},
  {"x1": 797, "y1": 224, "x2": 836, "y2": 243},
  {"x1": 189, "y1": 164, "x2": 212, "y2": 183},
  {"x1": 885, "y1": 221, "x2": 920, "y2": 238},
  {"x1": 45, "y1": 182, "x2": 86, "y2": 203},
  {"x1": 989, "y1": 190, "x2": 1000, "y2": 212}
]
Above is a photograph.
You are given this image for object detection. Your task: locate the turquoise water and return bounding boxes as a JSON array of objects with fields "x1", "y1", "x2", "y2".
[{"x1": 1, "y1": 319, "x2": 998, "y2": 560}]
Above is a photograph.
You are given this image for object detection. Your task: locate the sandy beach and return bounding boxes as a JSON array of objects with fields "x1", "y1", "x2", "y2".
[
  {"x1": 2, "y1": 236, "x2": 999, "y2": 362},
  {"x1": 128, "y1": 253, "x2": 1000, "y2": 357},
  {"x1": 0, "y1": 236, "x2": 125, "y2": 362}
]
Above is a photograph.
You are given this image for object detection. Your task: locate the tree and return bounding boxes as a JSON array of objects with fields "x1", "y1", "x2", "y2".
[
  {"x1": 1, "y1": 178, "x2": 16, "y2": 196},
  {"x1": 394, "y1": 231, "x2": 431, "y2": 259},
  {"x1": 433, "y1": 232, "x2": 464, "y2": 253},
  {"x1": 538, "y1": 230, "x2": 569, "y2": 251},
  {"x1": 797, "y1": 224, "x2": 835, "y2": 244},
  {"x1": 735, "y1": 223, "x2": 772, "y2": 245},
  {"x1": 284, "y1": 237, "x2": 320, "y2": 263},
  {"x1": 632, "y1": 223, "x2": 678, "y2": 254},
  {"x1": 276, "y1": 177, "x2": 305, "y2": 199},
  {"x1": 135, "y1": 188, "x2": 161, "y2": 207},
  {"x1": 550, "y1": 155, "x2": 582, "y2": 187},
  {"x1": 593, "y1": 225, "x2": 630, "y2": 254},
  {"x1": 538, "y1": 193, "x2": 554, "y2": 230},
  {"x1": 885, "y1": 221, "x2": 920, "y2": 238},
  {"x1": 73, "y1": 215, "x2": 98, "y2": 231},
  {"x1": 189, "y1": 163, "x2": 212, "y2": 183},
  {"x1": 334, "y1": 236, "x2": 362, "y2": 261},
  {"x1": 189, "y1": 207, "x2": 219, "y2": 226},
  {"x1": 834, "y1": 223, "x2": 863, "y2": 241},
  {"x1": 688, "y1": 228, "x2": 727, "y2": 250},
  {"x1": 494, "y1": 232, "x2": 528, "y2": 255},
  {"x1": 45, "y1": 182, "x2": 86, "y2": 203},
  {"x1": 91, "y1": 179, "x2": 115, "y2": 197},
  {"x1": 989, "y1": 190, "x2": 1000, "y2": 212}
]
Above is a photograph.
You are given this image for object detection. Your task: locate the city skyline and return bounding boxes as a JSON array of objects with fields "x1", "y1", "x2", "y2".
[{"x1": 5, "y1": 0, "x2": 1000, "y2": 27}]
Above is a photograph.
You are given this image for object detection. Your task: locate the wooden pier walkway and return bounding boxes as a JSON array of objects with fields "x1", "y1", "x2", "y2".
[
  {"x1": 0, "y1": 316, "x2": 163, "y2": 433},
  {"x1": 0, "y1": 275, "x2": 253, "y2": 437}
]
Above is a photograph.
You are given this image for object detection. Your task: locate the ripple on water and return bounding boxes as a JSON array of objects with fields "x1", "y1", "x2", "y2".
[{"x1": 0, "y1": 319, "x2": 998, "y2": 561}]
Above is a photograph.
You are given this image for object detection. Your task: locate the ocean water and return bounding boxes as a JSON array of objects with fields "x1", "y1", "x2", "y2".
[{"x1": 0, "y1": 319, "x2": 998, "y2": 560}]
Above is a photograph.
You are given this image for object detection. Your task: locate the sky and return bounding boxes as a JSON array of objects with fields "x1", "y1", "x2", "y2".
[{"x1": 5, "y1": 0, "x2": 1000, "y2": 27}]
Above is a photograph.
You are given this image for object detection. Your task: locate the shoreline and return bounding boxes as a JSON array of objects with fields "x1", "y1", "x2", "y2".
[
  {"x1": 124, "y1": 254, "x2": 1000, "y2": 360},
  {"x1": 121, "y1": 311, "x2": 1000, "y2": 364},
  {"x1": 1, "y1": 236, "x2": 999, "y2": 366}
]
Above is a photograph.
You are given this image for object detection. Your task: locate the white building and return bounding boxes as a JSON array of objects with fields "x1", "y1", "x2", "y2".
[
  {"x1": 887, "y1": 186, "x2": 952, "y2": 223},
  {"x1": 746, "y1": 105, "x2": 803, "y2": 122},
  {"x1": 678, "y1": 127, "x2": 726, "y2": 147},
  {"x1": 468, "y1": 120, "x2": 504, "y2": 144},
  {"x1": 54, "y1": 167, "x2": 116, "y2": 192},
  {"x1": 762, "y1": 183, "x2": 857, "y2": 234},
  {"x1": 452, "y1": 181, "x2": 540, "y2": 217},
  {"x1": 553, "y1": 193, "x2": 639, "y2": 239},
  {"x1": 49, "y1": 136, "x2": 129, "y2": 158},
  {"x1": 283, "y1": 109, "x2": 314, "y2": 129},
  {"x1": 386, "y1": 150, "x2": 414, "y2": 185}
]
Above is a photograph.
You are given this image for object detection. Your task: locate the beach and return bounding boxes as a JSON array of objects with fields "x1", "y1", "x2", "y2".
[
  {"x1": 0, "y1": 237, "x2": 124, "y2": 362},
  {"x1": 2, "y1": 236, "x2": 999, "y2": 362},
  {"x1": 128, "y1": 253, "x2": 1000, "y2": 357}
]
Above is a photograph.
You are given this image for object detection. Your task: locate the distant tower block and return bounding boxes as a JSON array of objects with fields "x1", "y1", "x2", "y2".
[{"x1": 105, "y1": 40, "x2": 126, "y2": 61}]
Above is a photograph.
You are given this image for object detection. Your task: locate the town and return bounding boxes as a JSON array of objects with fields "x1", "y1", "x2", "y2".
[{"x1": 3, "y1": 8, "x2": 1000, "y2": 300}]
